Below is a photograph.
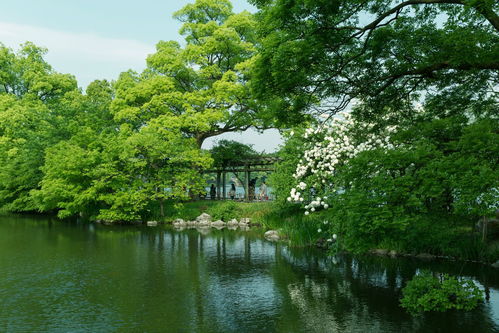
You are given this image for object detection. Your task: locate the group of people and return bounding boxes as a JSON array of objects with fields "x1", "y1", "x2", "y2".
[{"x1": 209, "y1": 179, "x2": 268, "y2": 201}]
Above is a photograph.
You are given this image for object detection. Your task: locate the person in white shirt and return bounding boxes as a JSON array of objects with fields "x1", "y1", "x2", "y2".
[{"x1": 259, "y1": 181, "x2": 268, "y2": 201}]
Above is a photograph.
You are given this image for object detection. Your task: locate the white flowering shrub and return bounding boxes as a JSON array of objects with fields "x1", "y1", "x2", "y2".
[
  {"x1": 273, "y1": 109, "x2": 497, "y2": 257},
  {"x1": 287, "y1": 112, "x2": 397, "y2": 214}
]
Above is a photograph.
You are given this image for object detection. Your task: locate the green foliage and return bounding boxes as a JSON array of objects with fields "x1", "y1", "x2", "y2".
[
  {"x1": 210, "y1": 139, "x2": 259, "y2": 167},
  {"x1": 274, "y1": 107, "x2": 498, "y2": 257},
  {"x1": 1, "y1": 0, "x2": 263, "y2": 220},
  {"x1": 325, "y1": 116, "x2": 498, "y2": 254},
  {"x1": 251, "y1": 0, "x2": 498, "y2": 121},
  {"x1": 0, "y1": 43, "x2": 79, "y2": 212},
  {"x1": 207, "y1": 200, "x2": 241, "y2": 221},
  {"x1": 252, "y1": 0, "x2": 498, "y2": 256},
  {"x1": 33, "y1": 121, "x2": 212, "y2": 221},
  {"x1": 400, "y1": 271, "x2": 484, "y2": 314},
  {"x1": 450, "y1": 120, "x2": 499, "y2": 217},
  {"x1": 0, "y1": 42, "x2": 77, "y2": 99},
  {"x1": 111, "y1": 0, "x2": 266, "y2": 148},
  {"x1": 261, "y1": 204, "x2": 325, "y2": 246},
  {"x1": 269, "y1": 128, "x2": 308, "y2": 206}
]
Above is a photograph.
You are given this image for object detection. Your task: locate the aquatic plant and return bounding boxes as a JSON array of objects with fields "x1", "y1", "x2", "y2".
[{"x1": 400, "y1": 271, "x2": 484, "y2": 314}]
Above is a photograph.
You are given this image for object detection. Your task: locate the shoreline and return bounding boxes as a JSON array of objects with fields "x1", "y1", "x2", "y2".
[{"x1": 2, "y1": 208, "x2": 498, "y2": 268}]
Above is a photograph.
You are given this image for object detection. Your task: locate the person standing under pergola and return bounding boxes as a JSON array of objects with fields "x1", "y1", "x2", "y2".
[{"x1": 259, "y1": 181, "x2": 268, "y2": 201}]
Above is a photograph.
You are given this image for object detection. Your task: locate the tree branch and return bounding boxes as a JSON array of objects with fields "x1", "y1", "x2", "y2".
[
  {"x1": 373, "y1": 60, "x2": 499, "y2": 95},
  {"x1": 351, "y1": 0, "x2": 498, "y2": 36}
]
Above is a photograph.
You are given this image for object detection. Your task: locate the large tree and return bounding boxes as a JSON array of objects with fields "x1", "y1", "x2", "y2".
[
  {"x1": 0, "y1": 43, "x2": 120, "y2": 213},
  {"x1": 34, "y1": 121, "x2": 211, "y2": 221},
  {"x1": 112, "y1": 0, "x2": 269, "y2": 147},
  {"x1": 0, "y1": 43, "x2": 80, "y2": 211},
  {"x1": 251, "y1": 0, "x2": 498, "y2": 121}
]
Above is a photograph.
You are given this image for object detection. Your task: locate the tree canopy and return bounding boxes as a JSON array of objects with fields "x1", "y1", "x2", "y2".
[
  {"x1": 251, "y1": 0, "x2": 499, "y2": 121},
  {"x1": 111, "y1": 0, "x2": 269, "y2": 148},
  {"x1": 0, "y1": 39, "x2": 213, "y2": 220},
  {"x1": 1, "y1": 0, "x2": 497, "y2": 232},
  {"x1": 0, "y1": 42, "x2": 80, "y2": 211},
  {"x1": 210, "y1": 139, "x2": 260, "y2": 167}
]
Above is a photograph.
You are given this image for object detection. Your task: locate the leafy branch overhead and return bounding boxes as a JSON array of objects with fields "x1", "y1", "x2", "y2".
[{"x1": 251, "y1": 0, "x2": 499, "y2": 119}]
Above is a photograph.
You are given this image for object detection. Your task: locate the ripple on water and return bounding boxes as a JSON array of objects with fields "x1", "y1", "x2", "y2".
[{"x1": 0, "y1": 217, "x2": 498, "y2": 333}]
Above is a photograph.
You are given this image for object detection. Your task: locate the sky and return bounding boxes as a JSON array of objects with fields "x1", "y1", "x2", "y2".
[{"x1": 0, "y1": 0, "x2": 283, "y2": 152}]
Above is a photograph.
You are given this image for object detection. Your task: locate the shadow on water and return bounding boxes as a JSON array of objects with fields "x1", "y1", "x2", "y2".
[{"x1": 0, "y1": 215, "x2": 498, "y2": 333}]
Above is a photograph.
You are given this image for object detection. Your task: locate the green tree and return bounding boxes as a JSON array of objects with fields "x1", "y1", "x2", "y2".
[
  {"x1": 251, "y1": 0, "x2": 498, "y2": 120},
  {"x1": 0, "y1": 96, "x2": 52, "y2": 211},
  {"x1": 0, "y1": 43, "x2": 79, "y2": 211},
  {"x1": 269, "y1": 128, "x2": 308, "y2": 206},
  {"x1": 274, "y1": 109, "x2": 498, "y2": 256},
  {"x1": 34, "y1": 118, "x2": 212, "y2": 221},
  {"x1": 0, "y1": 42, "x2": 77, "y2": 99},
  {"x1": 122, "y1": 117, "x2": 212, "y2": 218},
  {"x1": 210, "y1": 139, "x2": 259, "y2": 168},
  {"x1": 111, "y1": 0, "x2": 268, "y2": 148}
]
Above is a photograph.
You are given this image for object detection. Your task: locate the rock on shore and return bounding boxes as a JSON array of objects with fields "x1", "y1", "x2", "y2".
[
  {"x1": 172, "y1": 214, "x2": 255, "y2": 231},
  {"x1": 173, "y1": 218, "x2": 186, "y2": 227},
  {"x1": 264, "y1": 230, "x2": 280, "y2": 242}
]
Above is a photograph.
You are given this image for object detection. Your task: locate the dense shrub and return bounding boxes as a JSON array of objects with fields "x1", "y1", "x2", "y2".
[
  {"x1": 207, "y1": 201, "x2": 241, "y2": 221},
  {"x1": 400, "y1": 271, "x2": 484, "y2": 314}
]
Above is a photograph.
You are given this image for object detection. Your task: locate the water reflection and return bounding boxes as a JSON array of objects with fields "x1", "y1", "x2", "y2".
[{"x1": 0, "y1": 215, "x2": 498, "y2": 333}]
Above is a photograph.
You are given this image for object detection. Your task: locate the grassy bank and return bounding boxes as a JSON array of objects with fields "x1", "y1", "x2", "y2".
[
  {"x1": 156, "y1": 200, "x2": 499, "y2": 262},
  {"x1": 157, "y1": 200, "x2": 323, "y2": 246}
]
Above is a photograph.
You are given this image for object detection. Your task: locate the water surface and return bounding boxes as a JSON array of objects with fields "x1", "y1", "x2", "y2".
[{"x1": 1, "y1": 215, "x2": 498, "y2": 332}]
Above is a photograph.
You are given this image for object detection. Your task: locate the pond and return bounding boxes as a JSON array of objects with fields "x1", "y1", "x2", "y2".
[{"x1": 1, "y1": 215, "x2": 498, "y2": 333}]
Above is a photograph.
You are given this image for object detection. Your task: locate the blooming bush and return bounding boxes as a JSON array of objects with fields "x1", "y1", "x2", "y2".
[
  {"x1": 273, "y1": 109, "x2": 498, "y2": 257},
  {"x1": 287, "y1": 111, "x2": 397, "y2": 214}
]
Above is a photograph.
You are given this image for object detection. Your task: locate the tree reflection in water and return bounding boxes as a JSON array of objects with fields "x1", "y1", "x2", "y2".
[{"x1": 0, "y1": 215, "x2": 497, "y2": 333}]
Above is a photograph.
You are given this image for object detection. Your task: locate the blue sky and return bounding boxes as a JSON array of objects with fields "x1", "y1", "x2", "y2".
[
  {"x1": 0, "y1": 0, "x2": 256, "y2": 45},
  {"x1": 0, "y1": 0, "x2": 282, "y2": 151},
  {"x1": 0, "y1": 0, "x2": 256, "y2": 86}
]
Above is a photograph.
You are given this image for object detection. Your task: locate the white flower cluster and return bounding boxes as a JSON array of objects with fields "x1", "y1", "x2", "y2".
[
  {"x1": 304, "y1": 196, "x2": 329, "y2": 212},
  {"x1": 327, "y1": 234, "x2": 337, "y2": 242},
  {"x1": 287, "y1": 112, "x2": 397, "y2": 214}
]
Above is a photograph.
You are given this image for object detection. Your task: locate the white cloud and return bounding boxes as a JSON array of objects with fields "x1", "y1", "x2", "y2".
[{"x1": 0, "y1": 21, "x2": 155, "y2": 88}]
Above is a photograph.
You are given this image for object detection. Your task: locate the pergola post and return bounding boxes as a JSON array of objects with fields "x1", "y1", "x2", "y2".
[
  {"x1": 216, "y1": 171, "x2": 221, "y2": 200},
  {"x1": 203, "y1": 157, "x2": 280, "y2": 201},
  {"x1": 222, "y1": 172, "x2": 226, "y2": 200},
  {"x1": 245, "y1": 165, "x2": 249, "y2": 201}
]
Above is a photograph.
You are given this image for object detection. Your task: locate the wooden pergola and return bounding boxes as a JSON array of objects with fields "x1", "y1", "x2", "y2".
[{"x1": 204, "y1": 156, "x2": 281, "y2": 201}]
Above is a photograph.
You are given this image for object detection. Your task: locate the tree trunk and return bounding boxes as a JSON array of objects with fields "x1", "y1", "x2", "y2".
[
  {"x1": 160, "y1": 199, "x2": 165, "y2": 218},
  {"x1": 195, "y1": 132, "x2": 209, "y2": 149},
  {"x1": 482, "y1": 216, "x2": 488, "y2": 243},
  {"x1": 196, "y1": 136, "x2": 205, "y2": 149}
]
